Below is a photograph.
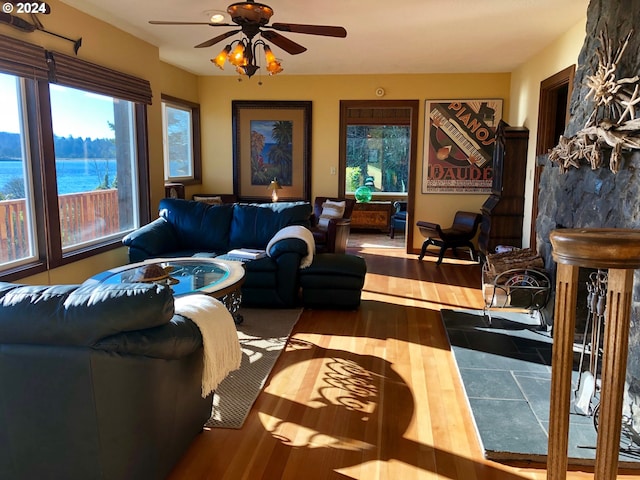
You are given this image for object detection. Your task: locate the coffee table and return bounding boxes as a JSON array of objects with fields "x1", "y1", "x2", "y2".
[{"x1": 85, "y1": 257, "x2": 246, "y2": 323}]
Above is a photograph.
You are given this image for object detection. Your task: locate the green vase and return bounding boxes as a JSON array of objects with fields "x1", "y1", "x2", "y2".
[{"x1": 354, "y1": 186, "x2": 372, "y2": 203}]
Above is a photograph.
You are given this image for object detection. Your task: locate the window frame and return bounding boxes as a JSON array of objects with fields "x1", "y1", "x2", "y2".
[
  {"x1": 0, "y1": 34, "x2": 151, "y2": 281},
  {"x1": 343, "y1": 123, "x2": 412, "y2": 196},
  {"x1": 338, "y1": 100, "x2": 418, "y2": 199},
  {"x1": 161, "y1": 94, "x2": 202, "y2": 186}
]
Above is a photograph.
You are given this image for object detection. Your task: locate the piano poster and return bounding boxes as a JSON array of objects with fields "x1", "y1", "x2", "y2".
[{"x1": 422, "y1": 99, "x2": 502, "y2": 193}]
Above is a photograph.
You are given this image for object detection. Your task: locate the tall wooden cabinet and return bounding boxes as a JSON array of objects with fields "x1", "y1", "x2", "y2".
[{"x1": 478, "y1": 121, "x2": 529, "y2": 255}]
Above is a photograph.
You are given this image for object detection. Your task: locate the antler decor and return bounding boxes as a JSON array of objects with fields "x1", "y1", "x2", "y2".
[{"x1": 549, "y1": 28, "x2": 640, "y2": 174}]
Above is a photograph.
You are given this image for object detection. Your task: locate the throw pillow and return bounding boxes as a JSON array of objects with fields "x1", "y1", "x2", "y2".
[
  {"x1": 193, "y1": 195, "x2": 222, "y2": 205},
  {"x1": 317, "y1": 200, "x2": 345, "y2": 230}
]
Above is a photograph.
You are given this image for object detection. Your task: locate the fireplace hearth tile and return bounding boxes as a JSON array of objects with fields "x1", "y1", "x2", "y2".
[
  {"x1": 468, "y1": 397, "x2": 549, "y2": 457},
  {"x1": 442, "y1": 308, "x2": 640, "y2": 467}
]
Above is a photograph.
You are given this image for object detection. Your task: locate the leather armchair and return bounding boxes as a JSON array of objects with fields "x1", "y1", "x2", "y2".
[
  {"x1": 310, "y1": 197, "x2": 356, "y2": 254},
  {"x1": 416, "y1": 211, "x2": 481, "y2": 265},
  {"x1": 0, "y1": 281, "x2": 214, "y2": 480}
]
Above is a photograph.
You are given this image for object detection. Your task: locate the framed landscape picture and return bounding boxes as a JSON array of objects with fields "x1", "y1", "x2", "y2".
[
  {"x1": 232, "y1": 100, "x2": 312, "y2": 202},
  {"x1": 422, "y1": 99, "x2": 502, "y2": 193}
]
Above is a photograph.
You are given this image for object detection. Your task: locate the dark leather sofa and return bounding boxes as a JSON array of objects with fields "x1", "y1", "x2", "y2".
[
  {"x1": 122, "y1": 198, "x2": 313, "y2": 308},
  {"x1": 0, "y1": 281, "x2": 212, "y2": 480}
]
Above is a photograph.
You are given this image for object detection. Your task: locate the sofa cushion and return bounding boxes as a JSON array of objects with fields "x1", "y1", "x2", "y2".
[
  {"x1": 229, "y1": 202, "x2": 312, "y2": 249},
  {"x1": 159, "y1": 198, "x2": 234, "y2": 251},
  {"x1": 0, "y1": 282, "x2": 174, "y2": 347}
]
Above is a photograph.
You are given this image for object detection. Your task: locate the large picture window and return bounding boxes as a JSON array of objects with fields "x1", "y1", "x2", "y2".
[
  {"x1": 0, "y1": 34, "x2": 151, "y2": 280},
  {"x1": 50, "y1": 85, "x2": 139, "y2": 250}
]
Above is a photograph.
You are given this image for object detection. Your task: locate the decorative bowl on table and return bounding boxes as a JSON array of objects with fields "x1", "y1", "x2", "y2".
[{"x1": 122, "y1": 264, "x2": 179, "y2": 285}]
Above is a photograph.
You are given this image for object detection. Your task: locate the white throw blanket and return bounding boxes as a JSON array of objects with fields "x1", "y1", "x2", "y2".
[
  {"x1": 174, "y1": 294, "x2": 242, "y2": 398},
  {"x1": 266, "y1": 225, "x2": 315, "y2": 268}
]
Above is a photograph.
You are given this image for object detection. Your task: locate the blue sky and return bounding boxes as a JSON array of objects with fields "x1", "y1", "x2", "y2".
[{"x1": 0, "y1": 73, "x2": 115, "y2": 139}]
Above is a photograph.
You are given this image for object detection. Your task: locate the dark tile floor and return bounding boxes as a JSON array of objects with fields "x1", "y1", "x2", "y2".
[{"x1": 442, "y1": 309, "x2": 640, "y2": 466}]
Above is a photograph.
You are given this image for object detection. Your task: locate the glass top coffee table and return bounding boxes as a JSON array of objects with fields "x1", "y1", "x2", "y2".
[{"x1": 85, "y1": 257, "x2": 246, "y2": 322}]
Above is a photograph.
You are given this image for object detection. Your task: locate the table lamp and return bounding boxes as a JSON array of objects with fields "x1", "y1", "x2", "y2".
[{"x1": 267, "y1": 178, "x2": 281, "y2": 202}]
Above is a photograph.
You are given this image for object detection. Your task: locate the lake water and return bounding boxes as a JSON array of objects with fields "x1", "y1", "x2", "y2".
[{"x1": 0, "y1": 158, "x2": 117, "y2": 195}]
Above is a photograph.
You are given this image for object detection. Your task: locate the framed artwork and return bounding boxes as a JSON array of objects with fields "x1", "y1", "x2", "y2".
[
  {"x1": 422, "y1": 99, "x2": 502, "y2": 193},
  {"x1": 232, "y1": 100, "x2": 312, "y2": 202}
]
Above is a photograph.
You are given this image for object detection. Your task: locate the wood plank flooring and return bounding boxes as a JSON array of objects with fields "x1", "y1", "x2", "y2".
[{"x1": 168, "y1": 241, "x2": 640, "y2": 479}]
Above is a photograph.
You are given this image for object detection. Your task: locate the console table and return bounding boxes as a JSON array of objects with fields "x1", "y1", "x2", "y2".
[
  {"x1": 351, "y1": 201, "x2": 393, "y2": 232},
  {"x1": 548, "y1": 229, "x2": 640, "y2": 480}
]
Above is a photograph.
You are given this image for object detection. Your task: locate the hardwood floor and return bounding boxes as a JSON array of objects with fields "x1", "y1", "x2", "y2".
[{"x1": 168, "y1": 242, "x2": 640, "y2": 479}]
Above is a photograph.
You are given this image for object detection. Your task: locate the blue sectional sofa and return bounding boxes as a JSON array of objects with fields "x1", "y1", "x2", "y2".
[
  {"x1": 0, "y1": 281, "x2": 214, "y2": 480},
  {"x1": 122, "y1": 198, "x2": 313, "y2": 308}
]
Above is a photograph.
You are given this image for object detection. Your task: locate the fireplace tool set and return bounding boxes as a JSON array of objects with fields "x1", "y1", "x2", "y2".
[{"x1": 574, "y1": 270, "x2": 640, "y2": 451}]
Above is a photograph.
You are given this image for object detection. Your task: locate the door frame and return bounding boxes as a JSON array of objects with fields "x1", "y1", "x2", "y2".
[
  {"x1": 530, "y1": 65, "x2": 575, "y2": 251},
  {"x1": 339, "y1": 100, "x2": 419, "y2": 253}
]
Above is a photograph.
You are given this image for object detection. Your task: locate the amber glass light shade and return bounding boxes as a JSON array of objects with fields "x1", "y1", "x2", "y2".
[
  {"x1": 263, "y1": 46, "x2": 283, "y2": 75},
  {"x1": 229, "y1": 43, "x2": 246, "y2": 67},
  {"x1": 211, "y1": 45, "x2": 231, "y2": 70}
]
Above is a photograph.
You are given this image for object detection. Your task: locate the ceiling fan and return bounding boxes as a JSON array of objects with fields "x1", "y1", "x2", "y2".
[{"x1": 149, "y1": 0, "x2": 347, "y2": 77}]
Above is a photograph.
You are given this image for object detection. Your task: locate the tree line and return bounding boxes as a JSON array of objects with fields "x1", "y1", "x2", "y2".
[{"x1": 0, "y1": 132, "x2": 115, "y2": 159}]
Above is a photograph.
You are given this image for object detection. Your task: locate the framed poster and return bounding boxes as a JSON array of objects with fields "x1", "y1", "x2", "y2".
[
  {"x1": 422, "y1": 99, "x2": 502, "y2": 193},
  {"x1": 232, "y1": 100, "x2": 311, "y2": 202}
]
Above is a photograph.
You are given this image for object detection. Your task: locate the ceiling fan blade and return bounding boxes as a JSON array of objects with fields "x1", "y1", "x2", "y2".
[
  {"x1": 149, "y1": 21, "x2": 233, "y2": 26},
  {"x1": 195, "y1": 30, "x2": 241, "y2": 48},
  {"x1": 270, "y1": 23, "x2": 347, "y2": 38},
  {"x1": 261, "y1": 30, "x2": 307, "y2": 55}
]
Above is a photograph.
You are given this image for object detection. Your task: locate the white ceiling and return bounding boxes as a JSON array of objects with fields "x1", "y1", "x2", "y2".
[{"x1": 59, "y1": 0, "x2": 589, "y2": 77}]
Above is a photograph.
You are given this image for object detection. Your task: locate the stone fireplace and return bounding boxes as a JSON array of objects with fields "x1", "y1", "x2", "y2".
[{"x1": 535, "y1": 0, "x2": 640, "y2": 415}]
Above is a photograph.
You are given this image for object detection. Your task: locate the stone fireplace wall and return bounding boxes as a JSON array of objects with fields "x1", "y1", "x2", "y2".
[{"x1": 535, "y1": 0, "x2": 640, "y2": 382}]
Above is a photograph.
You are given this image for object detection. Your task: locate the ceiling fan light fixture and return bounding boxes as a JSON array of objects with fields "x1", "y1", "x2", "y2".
[
  {"x1": 211, "y1": 45, "x2": 232, "y2": 69},
  {"x1": 227, "y1": 2, "x2": 273, "y2": 25},
  {"x1": 229, "y1": 43, "x2": 247, "y2": 67},
  {"x1": 150, "y1": 1, "x2": 346, "y2": 81},
  {"x1": 238, "y1": 64, "x2": 260, "y2": 77},
  {"x1": 263, "y1": 45, "x2": 283, "y2": 75}
]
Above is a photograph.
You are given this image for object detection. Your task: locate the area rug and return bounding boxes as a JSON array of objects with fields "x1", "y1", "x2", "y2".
[
  {"x1": 441, "y1": 308, "x2": 640, "y2": 467},
  {"x1": 206, "y1": 307, "x2": 302, "y2": 429}
]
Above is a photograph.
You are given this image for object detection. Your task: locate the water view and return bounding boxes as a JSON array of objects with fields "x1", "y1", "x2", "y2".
[{"x1": 0, "y1": 158, "x2": 117, "y2": 196}]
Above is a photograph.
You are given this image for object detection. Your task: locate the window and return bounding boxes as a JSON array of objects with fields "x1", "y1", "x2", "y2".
[
  {"x1": 49, "y1": 85, "x2": 140, "y2": 250},
  {"x1": 0, "y1": 34, "x2": 151, "y2": 280},
  {"x1": 161, "y1": 94, "x2": 201, "y2": 184},
  {"x1": 344, "y1": 125, "x2": 410, "y2": 194},
  {"x1": 339, "y1": 100, "x2": 418, "y2": 198},
  {"x1": 0, "y1": 73, "x2": 38, "y2": 269}
]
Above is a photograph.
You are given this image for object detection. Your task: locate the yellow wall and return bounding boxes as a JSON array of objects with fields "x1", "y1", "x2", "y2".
[
  {"x1": 509, "y1": 17, "x2": 586, "y2": 247},
  {"x1": 197, "y1": 73, "x2": 511, "y2": 251}
]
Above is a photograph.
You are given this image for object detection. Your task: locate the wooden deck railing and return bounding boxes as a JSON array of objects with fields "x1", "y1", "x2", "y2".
[{"x1": 0, "y1": 189, "x2": 121, "y2": 264}]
